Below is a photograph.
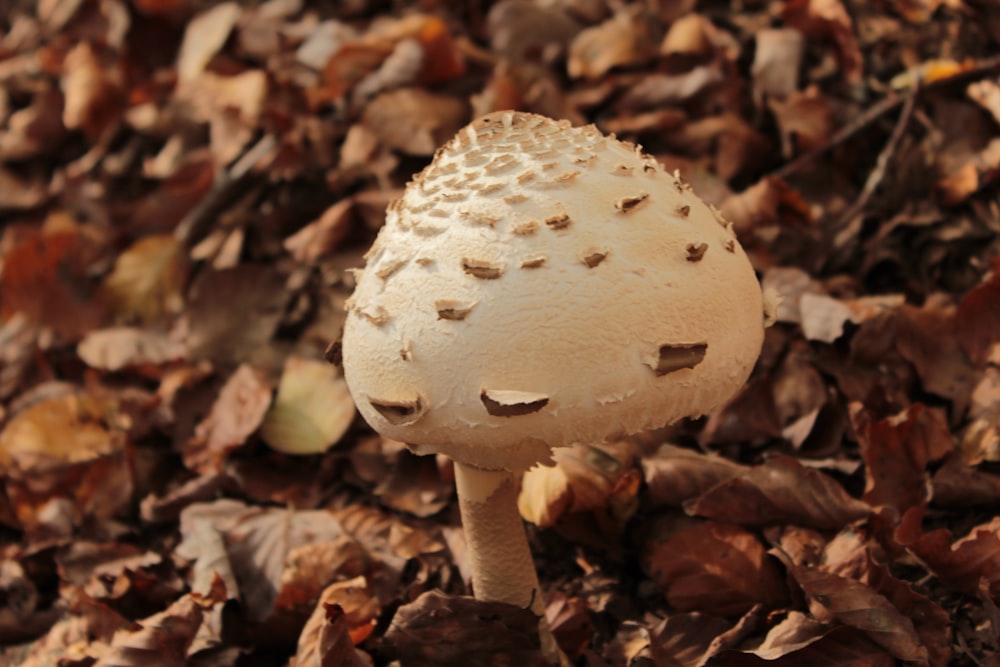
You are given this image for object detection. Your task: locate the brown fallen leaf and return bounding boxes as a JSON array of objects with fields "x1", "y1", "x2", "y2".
[
  {"x1": 78, "y1": 327, "x2": 187, "y2": 372},
  {"x1": 896, "y1": 506, "x2": 1000, "y2": 600},
  {"x1": 751, "y1": 28, "x2": 805, "y2": 100},
  {"x1": 1, "y1": 228, "x2": 108, "y2": 344},
  {"x1": 360, "y1": 87, "x2": 469, "y2": 156},
  {"x1": 642, "y1": 444, "x2": 748, "y2": 508},
  {"x1": 175, "y1": 2, "x2": 240, "y2": 83},
  {"x1": 642, "y1": 515, "x2": 788, "y2": 617},
  {"x1": 767, "y1": 86, "x2": 834, "y2": 158},
  {"x1": 851, "y1": 403, "x2": 953, "y2": 514},
  {"x1": 373, "y1": 449, "x2": 453, "y2": 518},
  {"x1": 703, "y1": 624, "x2": 894, "y2": 666},
  {"x1": 0, "y1": 389, "x2": 133, "y2": 535},
  {"x1": 931, "y1": 455, "x2": 1000, "y2": 506},
  {"x1": 956, "y1": 256, "x2": 1000, "y2": 364},
  {"x1": 487, "y1": 0, "x2": 582, "y2": 63},
  {"x1": 289, "y1": 600, "x2": 371, "y2": 667},
  {"x1": 519, "y1": 441, "x2": 637, "y2": 528},
  {"x1": 284, "y1": 198, "x2": 355, "y2": 264},
  {"x1": 178, "y1": 499, "x2": 346, "y2": 621},
  {"x1": 567, "y1": 10, "x2": 658, "y2": 80},
  {"x1": 649, "y1": 612, "x2": 734, "y2": 667},
  {"x1": 778, "y1": 556, "x2": 928, "y2": 663},
  {"x1": 94, "y1": 585, "x2": 227, "y2": 667},
  {"x1": 781, "y1": 0, "x2": 863, "y2": 84},
  {"x1": 685, "y1": 454, "x2": 872, "y2": 530},
  {"x1": 719, "y1": 176, "x2": 812, "y2": 237},
  {"x1": 183, "y1": 364, "x2": 271, "y2": 474},
  {"x1": 381, "y1": 590, "x2": 545, "y2": 665},
  {"x1": 274, "y1": 537, "x2": 369, "y2": 613},
  {"x1": 181, "y1": 264, "x2": 289, "y2": 364}
]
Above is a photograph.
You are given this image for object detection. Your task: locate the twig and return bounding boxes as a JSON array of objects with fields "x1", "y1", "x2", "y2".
[
  {"x1": 772, "y1": 54, "x2": 1000, "y2": 180},
  {"x1": 835, "y1": 79, "x2": 920, "y2": 231},
  {"x1": 174, "y1": 134, "x2": 277, "y2": 247}
]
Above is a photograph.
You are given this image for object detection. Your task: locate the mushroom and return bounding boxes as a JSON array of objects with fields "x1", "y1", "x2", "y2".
[{"x1": 339, "y1": 111, "x2": 776, "y2": 658}]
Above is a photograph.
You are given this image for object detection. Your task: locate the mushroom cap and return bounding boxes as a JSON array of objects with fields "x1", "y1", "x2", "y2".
[{"x1": 341, "y1": 111, "x2": 768, "y2": 471}]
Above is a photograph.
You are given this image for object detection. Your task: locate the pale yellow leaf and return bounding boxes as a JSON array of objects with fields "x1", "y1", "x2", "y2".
[
  {"x1": 260, "y1": 357, "x2": 355, "y2": 455},
  {"x1": 104, "y1": 234, "x2": 187, "y2": 323}
]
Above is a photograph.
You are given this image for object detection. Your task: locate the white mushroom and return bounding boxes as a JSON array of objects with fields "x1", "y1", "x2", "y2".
[{"x1": 339, "y1": 111, "x2": 772, "y2": 657}]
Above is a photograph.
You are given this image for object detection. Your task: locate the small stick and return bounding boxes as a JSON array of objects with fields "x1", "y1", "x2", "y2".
[
  {"x1": 835, "y1": 79, "x2": 920, "y2": 230},
  {"x1": 174, "y1": 134, "x2": 276, "y2": 246},
  {"x1": 772, "y1": 54, "x2": 1000, "y2": 180}
]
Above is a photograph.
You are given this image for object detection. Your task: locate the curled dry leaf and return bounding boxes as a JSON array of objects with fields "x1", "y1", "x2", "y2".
[
  {"x1": 932, "y1": 455, "x2": 1000, "y2": 507},
  {"x1": 360, "y1": 87, "x2": 469, "y2": 156},
  {"x1": 567, "y1": 10, "x2": 658, "y2": 80},
  {"x1": 183, "y1": 364, "x2": 272, "y2": 474},
  {"x1": 752, "y1": 28, "x2": 805, "y2": 100},
  {"x1": 104, "y1": 234, "x2": 188, "y2": 324},
  {"x1": 381, "y1": 590, "x2": 545, "y2": 665},
  {"x1": 487, "y1": 0, "x2": 582, "y2": 63},
  {"x1": 704, "y1": 624, "x2": 894, "y2": 666},
  {"x1": 290, "y1": 598, "x2": 371, "y2": 667},
  {"x1": 61, "y1": 42, "x2": 122, "y2": 141},
  {"x1": 274, "y1": 536, "x2": 369, "y2": 613},
  {"x1": 685, "y1": 455, "x2": 871, "y2": 530},
  {"x1": 259, "y1": 357, "x2": 355, "y2": 456},
  {"x1": 851, "y1": 403, "x2": 953, "y2": 514},
  {"x1": 0, "y1": 390, "x2": 132, "y2": 534},
  {"x1": 284, "y1": 198, "x2": 355, "y2": 264},
  {"x1": 1, "y1": 229, "x2": 107, "y2": 344},
  {"x1": 650, "y1": 612, "x2": 734, "y2": 667},
  {"x1": 78, "y1": 327, "x2": 186, "y2": 372},
  {"x1": 956, "y1": 256, "x2": 1000, "y2": 364},
  {"x1": 767, "y1": 86, "x2": 834, "y2": 158},
  {"x1": 178, "y1": 499, "x2": 346, "y2": 622},
  {"x1": 519, "y1": 441, "x2": 637, "y2": 527},
  {"x1": 778, "y1": 556, "x2": 928, "y2": 663},
  {"x1": 182, "y1": 264, "x2": 289, "y2": 363},
  {"x1": 94, "y1": 586, "x2": 227, "y2": 667},
  {"x1": 642, "y1": 515, "x2": 788, "y2": 617},
  {"x1": 896, "y1": 506, "x2": 1000, "y2": 600},
  {"x1": 176, "y1": 2, "x2": 241, "y2": 82},
  {"x1": 719, "y1": 176, "x2": 812, "y2": 237},
  {"x1": 781, "y1": 0, "x2": 863, "y2": 84},
  {"x1": 642, "y1": 444, "x2": 748, "y2": 507},
  {"x1": 373, "y1": 449, "x2": 453, "y2": 518}
]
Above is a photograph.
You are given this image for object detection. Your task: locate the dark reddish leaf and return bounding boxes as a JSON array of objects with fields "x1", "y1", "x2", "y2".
[
  {"x1": 956, "y1": 256, "x2": 1000, "y2": 363},
  {"x1": 642, "y1": 516, "x2": 788, "y2": 617},
  {"x1": 642, "y1": 444, "x2": 748, "y2": 507},
  {"x1": 703, "y1": 625, "x2": 894, "y2": 667},
  {"x1": 896, "y1": 506, "x2": 1000, "y2": 599},
  {"x1": 381, "y1": 590, "x2": 546, "y2": 666},
  {"x1": 685, "y1": 455, "x2": 871, "y2": 530},
  {"x1": 779, "y1": 558, "x2": 927, "y2": 662},
  {"x1": 851, "y1": 403, "x2": 953, "y2": 513}
]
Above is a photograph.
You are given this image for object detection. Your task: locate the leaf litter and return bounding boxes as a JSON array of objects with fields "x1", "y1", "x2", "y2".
[{"x1": 1, "y1": 1, "x2": 1000, "y2": 665}]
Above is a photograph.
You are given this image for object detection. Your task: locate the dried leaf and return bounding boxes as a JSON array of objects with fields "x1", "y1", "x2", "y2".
[
  {"x1": 1, "y1": 229, "x2": 107, "y2": 343},
  {"x1": 178, "y1": 499, "x2": 346, "y2": 621},
  {"x1": 642, "y1": 444, "x2": 748, "y2": 507},
  {"x1": 851, "y1": 403, "x2": 953, "y2": 513},
  {"x1": 685, "y1": 455, "x2": 872, "y2": 530},
  {"x1": 642, "y1": 516, "x2": 788, "y2": 617},
  {"x1": 381, "y1": 590, "x2": 545, "y2": 665},
  {"x1": 183, "y1": 364, "x2": 272, "y2": 474},
  {"x1": 274, "y1": 537, "x2": 369, "y2": 613},
  {"x1": 78, "y1": 327, "x2": 186, "y2": 372},
  {"x1": 360, "y1": 87, "x2": 469, "y2": 156},
  {"x1": 780, "y1": 559, "x2": 928, "y2": 662},
  {"x1": 568, "y1": 11, "x2": 658, "y2": 80},
  {"x1": 94, "y1": 588, "x2": 225, "y2": 667},
  {"x1": 176, "y1": 2, "x2": 241, "y2": 82},
  {"x1": 752, "y1": 28, "x2": 805, "y2": 99},
  {"x1": 956, "y1": 256, "x2": 1000, "y2": 364},
  {"x1": 896, "y1": 507, "x2": 1000, "y2": 599},
  {"x1": 519, "y1": 441, "x2": 636, "y2": 527},
  {"x1": 284, "y1": 199, "x2": 355, "y2": 264},
  {"x1": 781, "y1": 0, "x2": 863, "y2": 84},
  {"x1": 0, "y1": 390, "x2": 132, "y2": 533},
  {"x1": 703, "y1": 625, "x2": 894, "y2": 667},
  {"x1": 104, "y1": 234, "x2": 187, "y2": 323},
  {"x1": 260, "y1": 357, "x2": 354, "y2": 456},
  {"x1": 487, "y1": 1, "x2": 582, "y2": 63},
  {"x1": 720, "y1": 176, "x2": 812, "y2": 237},
  {"x1": 290, "y1": 596, "x2": 372, "y2": 667}
]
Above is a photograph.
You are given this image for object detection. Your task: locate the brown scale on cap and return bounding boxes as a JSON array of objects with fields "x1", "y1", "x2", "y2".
[
  {"x1": 545, "y1": 213, "x2": 572, "y2": 230},
  {"x1": 615, "y1": 193, "x2": 650, "y2": 213},
  {"x1": 367, "y1": 396, "x2": 425, "y2": 425},
  {"x1": 686, "y1": 243, "x2": 708, "y2": 262},
  {"x1": 581, "y1": 249, "x2": 609, "y2": 267},
  {"x1": 647, "y1": 343, "x2": 708, "y2": 376},
  {"x1": 462, "y1": 259, "x2": 504, "y2": 279}
]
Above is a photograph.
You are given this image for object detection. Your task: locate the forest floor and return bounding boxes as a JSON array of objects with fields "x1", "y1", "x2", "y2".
[{"x1": 1, "y1": 1, "x2": 1000, "y2": 665}]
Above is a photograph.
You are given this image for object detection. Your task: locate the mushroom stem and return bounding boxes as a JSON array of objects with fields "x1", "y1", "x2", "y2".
[
  {"x1": 454, "y1": 461, "x2": 544, "y2": 613},
  {"x1": 454, "y1": 462, "x2": 566, "y2": 664}
]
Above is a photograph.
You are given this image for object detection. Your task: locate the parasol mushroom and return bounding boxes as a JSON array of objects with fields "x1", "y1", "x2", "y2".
[{"x1": 338, "y1": 111, "x2": 777, "y2": 658}]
